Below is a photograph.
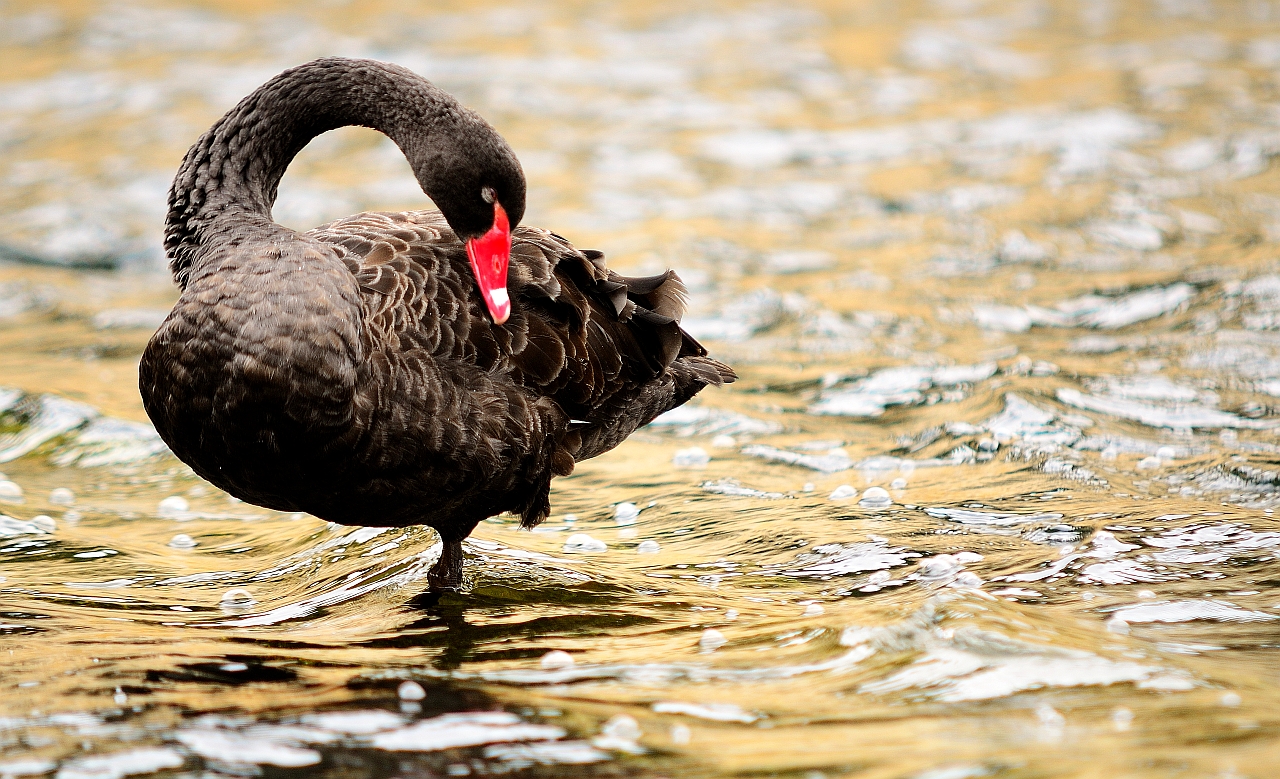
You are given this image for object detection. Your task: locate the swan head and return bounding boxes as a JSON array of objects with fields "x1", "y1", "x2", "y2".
[
  {"x1": 411, "y1": 129, "x2": 523, "y2": 326},
  {"x1": 465, "y1": 187, "x2": 512, "y2": 325}
]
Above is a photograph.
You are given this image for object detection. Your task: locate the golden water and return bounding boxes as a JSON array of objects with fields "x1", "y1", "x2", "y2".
[{"x1": 3, "y1": 0, "x2": 1280, "y2": 776}]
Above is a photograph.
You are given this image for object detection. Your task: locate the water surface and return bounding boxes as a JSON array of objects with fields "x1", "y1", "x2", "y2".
[{"x1": 3, "y1": 0, "x2": 1280, "y2": 776}]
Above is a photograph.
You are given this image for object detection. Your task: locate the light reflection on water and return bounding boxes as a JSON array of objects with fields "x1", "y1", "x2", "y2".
[{"x1": 3, "y1": 0, "x2": 1280, "y2": 776}]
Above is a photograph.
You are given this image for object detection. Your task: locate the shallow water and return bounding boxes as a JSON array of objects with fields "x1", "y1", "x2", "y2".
[{"x1": 3, "y1": 0, "x2": 1280, "y2": 776}]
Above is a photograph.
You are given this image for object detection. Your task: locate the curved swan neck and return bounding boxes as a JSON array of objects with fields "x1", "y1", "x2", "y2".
[{"x1": 165, "y1": 57, "x2": 525, "y2": 286}]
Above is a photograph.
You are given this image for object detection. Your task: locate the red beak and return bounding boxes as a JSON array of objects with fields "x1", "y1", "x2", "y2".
[{"x1": 465, "y1": 201, "x2": 511, "y2": 325}]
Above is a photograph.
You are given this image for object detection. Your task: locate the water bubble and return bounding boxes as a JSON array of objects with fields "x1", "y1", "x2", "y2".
[
  {"x1": 168, "y1": 534, "x2": 197, "y2": 549},
  {"x1": 30, "y1": 515, "x2": 55, "y2": 533},
  {"x1": 563, "y1": 533, "x2": 607, "y2": 553},
  {"x1": 672, "y1": 447, "x2": 710, "y2": 468},
  {"x1": 158, "y1": 495, "x2": 189, "y2": 518},
  {"x1": 1155, "y1": 445, "x2": 1176, "y2": 460},
  {"x1": 711, "y1": 435, "x2": 736, "y2": 448},
  {"x1": 670, "y1": 724, "x2": 691, "y2": 744},
  {"x1": 563, "y1": 514, "x2": 577, "y2": 524},
  {"x1": 802, "y1": 603, "x2": 825, "y2": 616},
  {"x1": 890, "y1": 477, "x2": 908, "y2": 489},
  {"x1": 1137, "y1": 589, "x2": 1155, "y2": 599},
  {"x1": 540, "y1": 650, "x2": 575, "y2": 670},
  {"x1": 1111, "y1": 707, "x2": 1133, "y2": 732},
  {"x1": 62, "y1": 510, "x2": 82, "y2": 524},
  {"x1": 1035, "y1": 704, "x2": 1065, "y2": 730},
  {"x1": 1106, "y1": 616, "x2": 1130, "y2": 634},
  {"x1": 859, "y1": 487, "x2": 892, "y2": 508},
  {"x1": 724, "y1": 609, "x2": 739, "y2": 621},
  {"x1": 0, "y1": 481, "x2": 23, "y2": 500},
  {"x1": 803, "y1": 482, "x2": 815, "y2": 492},
  {"x1": 49, "y1": 488, "x2": 74, "y2": 505},
  {"x1": 953, "y1": 551, "x2": 984, "y2": 563},
  {"x1": 601, "y1": 714, "x2": 641, "y2": 741},
  {"x1": 1220, "y1": 692, "x2": 1242, "y2": 707},
  {"x1": 113, "y1": 687, "x2": 127, "y2": 705},
  {"x1": 1137, "y1": 456, "x2": 1162, "y2": 470},
  {"x1": 637, "y1": 540, "x2": 661, "y2": 554},
  {"x1": 829, "y1": 485, "x2": 857, "y2": 500},
  {"x1": 220, "y1": 588, "x2": 255, "y2": 608},
  {"x1": 397, "y1": 681, "x2": 426, "y2": 700},
  {"x1": 699, "y1": 628, "x2": 727, "y2": 653},
  {"x1": 614, "y1": 502, "x2": 640, "y2": 525}
]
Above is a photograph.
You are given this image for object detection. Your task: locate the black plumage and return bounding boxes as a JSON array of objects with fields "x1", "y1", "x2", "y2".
[{"x1": 139, "y1": 57, "x2": 734, "y2": 591}]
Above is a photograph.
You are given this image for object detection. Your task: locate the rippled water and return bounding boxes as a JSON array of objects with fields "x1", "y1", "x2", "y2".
[{"x1": 4, "y1": 0, "x2": 1280, "y2": 776}]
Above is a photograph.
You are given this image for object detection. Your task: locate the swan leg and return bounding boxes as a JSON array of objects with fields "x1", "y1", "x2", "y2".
[{"x1": 427, "y1": 537, "x2": 465, "y2": 592}]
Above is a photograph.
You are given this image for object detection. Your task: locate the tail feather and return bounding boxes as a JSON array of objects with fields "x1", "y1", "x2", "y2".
[{"x1": 680, "y1": 355, "x2": 736, "y2": 387}]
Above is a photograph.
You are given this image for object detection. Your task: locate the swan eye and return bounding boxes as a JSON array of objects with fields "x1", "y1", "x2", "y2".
[{"x1": 480, "y1": 186, "x2": 496, "y2": 204}]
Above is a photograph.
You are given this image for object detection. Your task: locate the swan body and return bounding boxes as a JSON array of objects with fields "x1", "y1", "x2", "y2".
[{"x1": 139, "y1": 58, "x2": 734, "y2": 591}]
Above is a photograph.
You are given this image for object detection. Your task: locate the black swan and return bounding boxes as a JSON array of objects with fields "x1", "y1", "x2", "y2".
[{"x1": 139, "y1": 57, "x2": 735, "y2": 592}]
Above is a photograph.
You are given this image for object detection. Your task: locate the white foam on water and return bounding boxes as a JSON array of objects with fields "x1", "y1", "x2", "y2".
[
  {"x1": 300, "y1": 710, "x2": 405, "y2": 734},
  {"x1": 1111, "y1": 600, "x2": 1277, "y2": 623},
  {"x1": 175, "y1": 729, "x2": 321, "y2": 767},
  {"x1": 1089, "y1": 221, "x2": 1163, "y2": 251},
  {"x1": 0, "y1": 515, "x2": 51, "y2": 536},
  {"x1": 1095, "y1": 375, "x2": 1203, "y2": 402},
  {"x1": 924, "y1": 507, "x2": 1063, "y2": 527},
  {"x1": 700, "y1": 479, "x2": 788, "y2": 499},
  {"x1": 1079, "y1": 560, "x2": 1170, "y2": 585},
  {"x1": 808, "y1": 366, "x2": 933, "y2": 417},
  {"x1": 482, "y1": 740, "x2": 609, "y2": 765},
  {"x1": 971, "y1": 303, "x2": 1031, "y2": 332},
  {"x1": 1074, "y1": 283, "x2": 1194, "y2": 328},
  {"x1": 860, "y1": 634, "x2": 1159, "y2": 702},
  {"x1": 782, "y1": 540, "x2": 918, "y2": 578},
  {"x1": 54, "y1": 748, "x2": 183, "y2": 779},
  {"x1": 369, "y1": 712, "x2": 564, "y2": 752},
  {"x1": 0, "y1": 759, "x2": 56, "y2": 777},
  {"x1": 741, "y1": 444, "x2": 853, "y2": 473},
  {"x1": 1058, "y1": 388, "x2": 1275, "y2": 430},
  {"x1": 646, "y1": 405, "x2": 781, "y2": 436},
  {"x1": 651, "y1": 701, "x2": 757, "y2": 723}
]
